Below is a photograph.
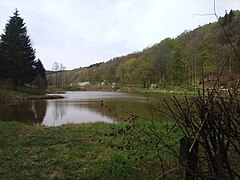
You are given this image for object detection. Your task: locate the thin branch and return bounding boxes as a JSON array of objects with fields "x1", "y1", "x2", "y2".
[{"x1": 155, "y1": 165, "x2": 185, "y2": 180}]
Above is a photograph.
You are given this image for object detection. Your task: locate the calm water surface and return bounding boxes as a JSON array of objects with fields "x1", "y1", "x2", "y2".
[{"x1": 0, "y1": 91, "x2": 160, "y2": 126}]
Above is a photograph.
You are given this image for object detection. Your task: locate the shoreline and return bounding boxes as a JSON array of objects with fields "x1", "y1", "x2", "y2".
[
  {"x1": 26, "y1": 94, "x2": 64, "y2": 100},
  {"x1": 0, "y1": 88, "x2": 65, "y2": 105},
  {"x1": 0, "y1": 86, "x2": 193, "y2": 105}
]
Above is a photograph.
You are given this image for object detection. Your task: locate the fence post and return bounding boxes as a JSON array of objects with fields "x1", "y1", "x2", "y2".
[{"x1": 179, "y1": 137, "x2": 199, "y2": 180}]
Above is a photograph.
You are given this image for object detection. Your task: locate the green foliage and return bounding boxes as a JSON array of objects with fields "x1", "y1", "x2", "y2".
[
  {"x1": 0, "y1": 9, "x2": 35, "y2": 89},
  {"x1": 0, "y1": 9, "x2": 46, "y2": 90},
  {"x1": 48, "y1": 10, "x2": 240, "y2": 89},
  {"x1": 116, "y1": 58, "x2": 138, "y2": 84},
  {"x1": 220, "y1": 9, "x2": 235, "y2": 26},
  {"x1": 33, "y1": 59, "x2": 47, "y2": 90}
]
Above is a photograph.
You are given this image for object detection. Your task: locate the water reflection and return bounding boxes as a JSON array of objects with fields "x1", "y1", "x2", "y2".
[
  {"x1": 0, "y1": 100, "x2": 47, "y2": 125},
  {"x1": 42, "y1": 100, "x2": 115, "y2": 126},
  {"x1": 0, "y1": 91, "x2": 162, "y2": 126}
]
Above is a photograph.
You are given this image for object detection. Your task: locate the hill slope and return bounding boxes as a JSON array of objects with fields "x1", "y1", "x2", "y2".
[{"x1": 48, "y1": 10, "x2": 240, "y2": 89}]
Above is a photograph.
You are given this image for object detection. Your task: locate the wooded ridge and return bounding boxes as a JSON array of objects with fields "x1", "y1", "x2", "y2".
[{"x1": 48, "y1": 10, "x2": 240, "y2": 89}]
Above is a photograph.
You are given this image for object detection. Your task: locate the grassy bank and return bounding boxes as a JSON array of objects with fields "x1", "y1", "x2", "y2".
[
  {"x1": 0, "y1": 88, "x2": 27, "y2": 104},
  {"x1": 0, "y1": 87, "x2": 64, "y2": 104},
  {"x1": 0, "y1": 120, "x2": 182, "y2": 179}
]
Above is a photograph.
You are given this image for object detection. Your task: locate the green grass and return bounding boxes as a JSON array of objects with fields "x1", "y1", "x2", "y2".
[
  {"x1": 0, "y1": 120, "x2": 182, "y2": 179},
  {"x1": 0, "y1": 86, "x2": 59, "y2": 104},
  {"x1": 0, "y1": 86, "x2": 31, "y2": 104}
]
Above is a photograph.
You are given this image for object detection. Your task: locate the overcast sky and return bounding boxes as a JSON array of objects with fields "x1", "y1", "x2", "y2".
[{"x1": 0, "y1": 0, "x2": 239, "y2": 70}]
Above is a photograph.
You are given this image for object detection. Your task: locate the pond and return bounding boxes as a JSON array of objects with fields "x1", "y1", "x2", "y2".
[{"x1": 0, "y1": 91, "x2": 168, "y2": 126}]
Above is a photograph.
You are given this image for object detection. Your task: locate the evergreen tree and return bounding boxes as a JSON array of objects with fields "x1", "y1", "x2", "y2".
[
  {"x1": 222, "y1": 10, "x2": 235, "y2": 26},
  {"x1": 0, "y1": 37, "x2": 8, "y2": 80},
  {"x1": 35, "y1": 59, "x2": 47, "y2": 89},
  {"x1": 0, "y1": 49, "x2": 4, "y2": 79},
  {"x1": 0, "y1": 9, "x2": 36, "y2": 89}
]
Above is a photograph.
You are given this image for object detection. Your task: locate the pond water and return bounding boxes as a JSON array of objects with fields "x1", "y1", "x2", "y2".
[{"x1": 0, "y1": 91, "x2": 165, "y2": 126}]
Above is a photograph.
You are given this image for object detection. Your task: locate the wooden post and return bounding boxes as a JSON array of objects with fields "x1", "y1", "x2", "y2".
[{"x1": 179, "y1": 137, "x2": 199, "y2": 180}]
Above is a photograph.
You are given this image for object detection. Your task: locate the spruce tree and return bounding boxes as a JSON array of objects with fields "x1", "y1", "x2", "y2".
[
  {"x1": 0, "y1": 49, "x2": 4, "y2": 79},
  {"x1": 0, "y1": 9, "x2": 36, "y2": 89},
  {"x1": 35, "y1": 59, "x2": 47, "y2": 89}
]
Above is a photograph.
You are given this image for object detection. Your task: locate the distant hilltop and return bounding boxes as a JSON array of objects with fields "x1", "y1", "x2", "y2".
[
  {"x1": 45, "y1": 70, "x2": 55, "y2": 75},
  {"x1": 47, "y1": 10, "x2": 240, "y2": 90}
]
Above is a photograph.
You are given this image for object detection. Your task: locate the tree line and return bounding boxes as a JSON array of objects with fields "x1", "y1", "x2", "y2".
[
  {"x1": 48, "y1": 10, "x2": 240, "y2": 89},
  {"x1": 0, "y1": 9, "x2": 47, "y2": 90}
]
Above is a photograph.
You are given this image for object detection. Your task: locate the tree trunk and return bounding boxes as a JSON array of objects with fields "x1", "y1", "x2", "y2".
[{"x1": 179, "y1": 138, "x2": 199, "y2": 180}]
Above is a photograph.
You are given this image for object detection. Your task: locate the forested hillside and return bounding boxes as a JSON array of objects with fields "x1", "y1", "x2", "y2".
[{"x1": 48, "y1": 10, "x2": 240, "y2": 89}]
